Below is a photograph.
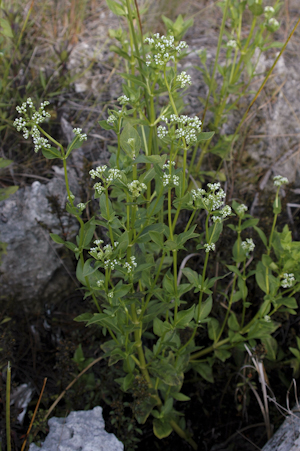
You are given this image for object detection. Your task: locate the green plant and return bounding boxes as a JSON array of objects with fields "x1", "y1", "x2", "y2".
[{"x1": 13, "y1": 0, "x2": 300, "y2": 448}]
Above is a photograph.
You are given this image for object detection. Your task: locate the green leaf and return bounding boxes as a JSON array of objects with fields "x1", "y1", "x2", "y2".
[
  {"x1": 135, "y1": 396, "x2": 158, "y2": 424},
  {"x1": 41, "y1": 147, "x2": 62, "y2": 160},
  {"x1": 214, "y1": 349, "x2": 231, "y2": 362},
  {"x1": 197, "y1": 131, "x2": 215, "y2": 141},
  {"x1": 194, "y1": 296, "x2": 212, "y2": 322},
  {"x1": 0, "y1": 18, "x2": 14, "y2": 38},
  {"x1": 153, "y1": 317, "x2": 172, "y2": 337},
  {"x1": 153, "y1": 419, "x2": 173, "y2": 439},
  {"x1": 193, "y1": 362, "x2": 214, "y2": 383},
  {"x1": 149, "y1": 358, "x2": 183, "y2": 386},
  {"x1": 120, "y1": 123, "x2": 141, "y2": 157},
  {"x1": 262, "y1": 336, "x2": 278, "y2": 361},
  {"x1": 76, "y1": 259, "x2": 86, "y2": 285},
  {"x1": 50, "y1": 233, "x2": 65, "y2": 244},
  {"x1": 106, "y1": 0, "x2": 126, "y2": 16},
  {"x1": 174, "y1": 305, "x2": 195, "y2": 329},
  {"x1": 182, "y1": 268, "x2": 199, "y2": 287},
  {"x1": 228, "y1": 312, "x2": 240, "y2": 331},
  {"x1": 81, "y1": 219, "x2": 96, "y2": 248},
  {"x1": 123, "y1": 373, "x2": 135, "y2": 391},
  {"x1": 82, "y1": 259, "x2": 98, "y2": 277},
  {"x1": 98, "y1": 119, "x2": 115, "y2": 130},
  {"x1": 74, "y1": 313, "x2": 93, "y2": 322},
  {"x1": 134, "y1": 154, "x2": 165, "y2": 164},
  {"x1": 248, "y1": 3, "x2": 263, "y2": 15},
  {"x1": 208, "y1": 318, "x2": 221, "y2": 341},
  {"x1": 86, "y1": 313, "x2": 122, "y2": 334},
  {"x1": 119, "y1": 72, "x2": 147, "y2": 88},
  {"x1": 0, "y1": 158, "x2": 13, "y2": 169},
  {"x1": 172, "y1": 392, "x2": 191, "y2": 401},
  {"x1": 255, "y1": 261, "x2": 267, "y2": 293},
  {"x1": 0, "y1": 185, "x2": 18, "y2": 201},
  {"x1": 240, "y1": 218, "x2": 259, "y2": 230}
]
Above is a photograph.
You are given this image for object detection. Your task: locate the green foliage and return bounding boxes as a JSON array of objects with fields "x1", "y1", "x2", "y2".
[{"x1": 13, "y1": 0, "x2": 296, "y2": 449}]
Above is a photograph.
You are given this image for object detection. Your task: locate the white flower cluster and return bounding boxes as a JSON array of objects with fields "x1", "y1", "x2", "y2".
[
  {"x1": 124, "y1": 256, "x2": 137, "y2": 274},
  {"x1": 89, "y1": 241, "x2": 121, "y2": 270},
  {"x1": 161, "y1": 160, "x2": 179, "y2": 187},
  {"x1": 264, "y1": 5, "x2": 275, "y2": 14},
  {"x1": 227, "y1": 40, "x2": 237, "y2": 49},
  {"x1": 281, "y1": 273, "x2": 295, "y2": 288},
  {"x1": 89, "y1": 165, "x2": 107, "y2": 179},
  {"x1": 192, "y1": 183, "x2": 229, "y2": 221},
  {"x1": 241, "y1": 238, "x2": 255, "y2": 255},
  {"x1": 157, "y1": 125, "x2": 168, "y2": 139},
  {"x1": 268, "y1": 17, "x2": 280, "y2": 29},
  {"x1": 127, "y1": 180, "x2": 147, "y2": 197},
  {"x1": 144, "y1": 33, "x2": 188, "y2": 68},
  {"x1": 191, "y1": 188, "x2": 206, "y2": 200},
  {"x1": 212, "y1": 205, "x2": 232, "y2": 222},
  {"x1": 163, "y1": 174, "x2": 179, "y2": 187},
  {"x1": 118, "y1": 95, "x2": 130, "y2": 105},
  {"x1": 176, "y1": 71, "x2": 192, "y2": 88},
  {"x1": 14, "y1": 98, "x2": 52, "y2": 152},
  {"x1": 93, "y1": 182, "x2": 105, "y2": 195},
  {"x1": 107, "y1": 168, "x2": 122, "y2": 182},
  {"x1": 77, "y1": 203, "x2": 86, "y2": 211},
  {"x1": 73, "y1": 128, "x2": 87, "y2": 141},
  {"x1": 162, "y1": 160, "x2": 176, "y2": 170},
  {"x1": 32, "y1": 125, "x2": 51, "y2": 152},
  {"x1": 107, "y1": 115, "x2": 117, "y2": 125},
  {"x1": 96, "y1": 279, "x2": 104, "y2": 288},
  {"x1": 169, "y1": 114, "x2": 202, "y2": 145},
  {"x1": 204, "y1": 243, "x2": 215, "y2": 253},
  {"x1": 273, "y1": 175, "x2": 289, "y2": 187},
  {"x1": 237, "y1": 204, "x2": 248, "y2": 216}
]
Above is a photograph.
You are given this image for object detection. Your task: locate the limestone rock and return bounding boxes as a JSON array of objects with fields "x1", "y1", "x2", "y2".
[{"x1": 29, "y1": 407, "x2": 124, "y2": 451}]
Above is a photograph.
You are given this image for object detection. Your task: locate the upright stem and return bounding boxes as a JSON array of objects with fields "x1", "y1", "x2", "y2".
[{"x1": 6, "y1": 362, "x2": 11, "y2": 451}]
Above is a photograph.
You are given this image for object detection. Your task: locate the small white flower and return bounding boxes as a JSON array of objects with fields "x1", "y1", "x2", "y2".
[
  {"x1": 273, "y1": 175, "x2": 289, "y2": 187},
  {"x1": 176, "y1": 71, "x2": 192, "y2": 88},
  {"x1": 127, "y1": 180, "x2": 147, "y2": 197},
  {"x1": 77, "y1": 203, "x2": 86, "y2": 211},
  {"x1": 93, "y1": 182, "x2": 105, "y2": 195},
  {"x1": 73, "y1": 128, "x2": 87, "y2": 141},
  {"x1": 281, "y1": 273, "x2": 295, "y2": 288},
  {"x1": 204, "y1": 243, "x2": 215, "y2": 253},
  {"x1": 268, "y1": 17, "x2": 279, "y2": 28},
  {"x1": 162, "y1": 160, "x2": 175, "y2": 169},
  {"x1": 97, "y1": 280, "x2": 104, "y2": 288},
  {"x1": 227, "y1": 39, "x2": 237, "y2": 49},
  {"x1": 118, "y1": 95, "x2": 130, "y2": 105},
  {"x1": 107, "y1": 115, "x2": 117, "y2": 125},
  {"x1": 264, "y1": 315, "x2": 271, "y2": 322},
  {"x1": 241, "y1": 238, "x2": 255, "y2": 255},
  {"x1": 237, "y1": 204, "x2": 248, "y2": 216},
  {"x1": 89, "y1": 165, "x2": 107, "y2": 179},
  {"x1": 107, "y1": 168, "x2": 122, "y2": 181},
  {"x1": 157, "y1": 125, "x2": 168, "y2": 139},
  {"x1": 264, "y1": 6, "x2": 275, "y2": 14}
]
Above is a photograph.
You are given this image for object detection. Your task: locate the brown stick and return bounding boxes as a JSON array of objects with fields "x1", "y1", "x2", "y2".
[
  {"x1": 21, "y1": 377, "x2": 47, "y2": 451},
  {"x1": 43, "y1": 354, "x2": 104, "y2": 421}
]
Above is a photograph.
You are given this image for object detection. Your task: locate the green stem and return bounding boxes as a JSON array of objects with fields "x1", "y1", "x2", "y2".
[{"x1": 6, "y1": 362, "x2": 11, "y2": 451}]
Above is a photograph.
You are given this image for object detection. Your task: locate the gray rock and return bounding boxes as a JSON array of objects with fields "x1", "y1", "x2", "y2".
[
  {"x1": 29, "y1": 406, "x2": 124, "y2": 451},
  {"x1": 262, "y1": 407, "x2": 300, "y2": 451},
  {"x1": 0, "y1": 166, "x2": 80, "y2": 310}
]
